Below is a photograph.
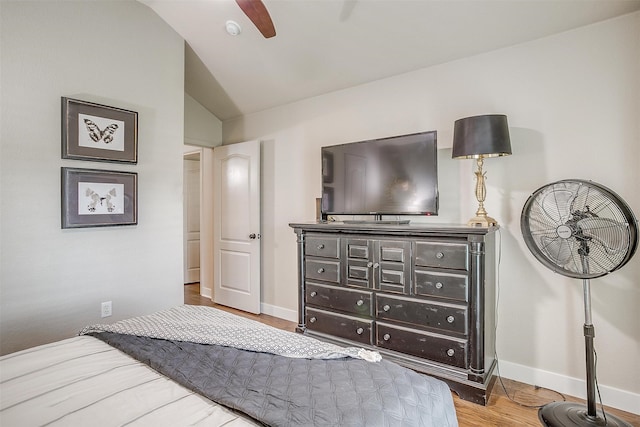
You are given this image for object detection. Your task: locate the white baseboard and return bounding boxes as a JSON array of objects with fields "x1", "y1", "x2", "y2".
[
  {"x1": 497, "y1": 359, "x2": 639, "y2": 415},
  {"x1": 199, "y1": 287, "x2": 212, "y2": 299},
  {"x1": 260, "y1": 303, "x2": 298, "y2": 323}
]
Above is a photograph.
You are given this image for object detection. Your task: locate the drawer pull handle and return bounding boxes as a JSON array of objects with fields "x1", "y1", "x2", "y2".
[
  {"x1": 447, "y1": 315, "x2": 455, "y2": 323},
  {"x1": 356, "y1": 327, "x2": 364, "y2": 335},
  {"x1": 356, "y1": 299, "x2": 364, "y2": 306},
  {"x1": 447, "y1": 349, "x2": 455, "y2": 357},
  {"x1": 373, "y1": 262, "x2": 380, "y2": 269},
  {"x1": 367, "y1": 261, "x2": 374, "y2": 268},
  {"x1": 383, "y1": 334, "x2": 391, "y2": 341},
  {"x1": 309, "y1": 317, "x2": 317, "y2": 323},
  {"x1": 382, "y1": 304, "x2": 390, "y2": 312},
  {"x1": 317, "y1": 244, "x2": 325, "y2": 250},
  {"x1": 436, "y1": 252, "x2": 444, "y2": 259},
  {"x1": 310, "y1": 291, "x2": 317, "y2": 297},
  {"x1": 435, "y1": 282, "x2": 443, "y2": 289},
  {"x1": 317, "y1": 267, "x2": 325, "y2": 274}
]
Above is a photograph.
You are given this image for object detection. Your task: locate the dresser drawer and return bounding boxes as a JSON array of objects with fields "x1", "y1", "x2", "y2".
[
  {"x1": 305, "y1": 259, "x2": 340, "y2": 283},
  {"x1": 414, "y1": 270, "x2": 468, "y2": 302},
  {"x1": 377, "y1": 322, "x2": 467, "y2": 368},
  {"x1": 306, "y1": 282, "x2": 372, "y2": 316},
  {"x1": 305, "y1": 236, "x2": 340, "y2": 259},
  {"x1": 376, "y1": 295, "x2": 468, "y2": 335},
  {"x1": 306, "y1": 308, "x2": 373, "y2": 345},
  {"x1": 345, "y1": 239, "x2": 370, "y2": 259},
  {"x1": 346, "y1": 258, "x2": 371, "y2": 288},
  {"x1": 415, "y1": 241, "x2": 468, "y2": 270},
  {"x1": 377, "y1": 240, "x2": 411, "y2": 293}
]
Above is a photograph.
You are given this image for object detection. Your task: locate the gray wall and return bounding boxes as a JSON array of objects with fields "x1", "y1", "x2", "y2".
[
  {"x1": 0, "y1": 1, "x2": 185, "y2": 354},
  {"x1": 224, "y1": 12, "x2": 640, "y2": 413},
  {"x1": 185, "y1": 93, "x2": 222, "y2": 147}
]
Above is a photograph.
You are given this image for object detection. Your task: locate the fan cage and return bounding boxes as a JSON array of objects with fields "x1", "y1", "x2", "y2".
[{"x1": 521, "y1": 179, "x2": 638, "y2": 279}]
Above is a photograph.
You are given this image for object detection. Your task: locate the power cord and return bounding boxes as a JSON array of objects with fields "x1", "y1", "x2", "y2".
[
  {"x1": 494, "y1": 228, "x2": 566, "y2": 408},
  {"x1": 495, "y1": 229, "x2": 618, "y2": 423},
  {"x1": 593, "y1": 349, "x2": 612, "y2": 424}
]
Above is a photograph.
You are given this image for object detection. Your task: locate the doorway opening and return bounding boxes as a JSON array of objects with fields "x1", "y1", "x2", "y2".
[{"x1": 183, "y1": 151, "x2": 201, "y2": 285}]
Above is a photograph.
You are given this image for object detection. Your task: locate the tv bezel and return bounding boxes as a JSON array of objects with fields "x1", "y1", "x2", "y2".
[{"x1": 320, "y1": 130, "x2": 439, "y2": 217}]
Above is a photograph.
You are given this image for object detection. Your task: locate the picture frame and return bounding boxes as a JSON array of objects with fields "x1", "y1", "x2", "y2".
[
  {"x1": 62, "y1": 97, "x2": 138, "y2": 164},
  {"x1": 61, "y1": 167, "x2": 137, "y2": 229}
]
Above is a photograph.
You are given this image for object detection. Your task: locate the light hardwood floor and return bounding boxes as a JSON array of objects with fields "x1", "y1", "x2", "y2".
[{"x1": 184, "y1": 284, "x2": 639, "y2": 426}]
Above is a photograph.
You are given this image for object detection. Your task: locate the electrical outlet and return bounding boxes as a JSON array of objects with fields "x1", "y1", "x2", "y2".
[{"x1": 101, "y1": 301, "x2": 112, "y2": 318}]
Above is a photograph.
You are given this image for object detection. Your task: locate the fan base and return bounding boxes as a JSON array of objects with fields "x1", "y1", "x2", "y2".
[{"x1": 539, "y1": 402, "x2": 632, "y2": 427}]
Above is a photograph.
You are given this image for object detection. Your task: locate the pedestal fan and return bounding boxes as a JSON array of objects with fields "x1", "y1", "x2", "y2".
[{"x1": 520, "y1": 179, "x2": 638, "y2": 427}]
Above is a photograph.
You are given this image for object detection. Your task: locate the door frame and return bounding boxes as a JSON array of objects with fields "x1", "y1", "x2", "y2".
[
  {"x1": 183, "y1": 146, "x2": 215, "y2": 299},
  {"x1": 183, "y1": 151, "x2": 201, "y2": 284}
]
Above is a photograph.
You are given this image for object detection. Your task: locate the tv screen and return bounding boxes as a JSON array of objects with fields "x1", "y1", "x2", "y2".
[{"x1": 321, "y1": 131, "x2": 438, "y2": 216}]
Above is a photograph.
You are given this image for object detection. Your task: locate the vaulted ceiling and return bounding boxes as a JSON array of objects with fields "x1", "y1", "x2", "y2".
[{"x1": 140, "y1": 0, "x2": 640, "y2": 121}]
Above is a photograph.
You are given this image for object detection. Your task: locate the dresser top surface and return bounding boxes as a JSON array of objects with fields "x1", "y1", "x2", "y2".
[{"x1": 289, "y1": 221, "x2": 498, "y2": 236}]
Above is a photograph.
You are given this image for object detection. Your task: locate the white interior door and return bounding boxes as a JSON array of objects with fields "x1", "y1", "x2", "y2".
[
  {"x1": 213, "y1": 140, "x2": 261, "y2": 314},
  {"x1": 183, "y1": 155, "x2": 200, "y2": 284}
]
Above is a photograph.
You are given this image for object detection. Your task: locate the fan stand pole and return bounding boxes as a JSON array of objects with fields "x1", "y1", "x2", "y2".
[
  {"x1": 582, "y1": 277, "x2": 597, "y2": 418},
  {"x1": 538, "y1": 256, "x2": 632, "y2": 427}
]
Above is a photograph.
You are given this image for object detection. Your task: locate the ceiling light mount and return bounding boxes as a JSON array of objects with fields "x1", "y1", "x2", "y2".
[{"x1": 225, "y1": 20, "x2": 242, "y2": 36}]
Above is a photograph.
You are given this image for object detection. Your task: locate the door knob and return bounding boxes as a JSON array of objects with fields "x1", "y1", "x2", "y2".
[{"x1": 249, "y1": 233, "x2": 257, "y2": 239}]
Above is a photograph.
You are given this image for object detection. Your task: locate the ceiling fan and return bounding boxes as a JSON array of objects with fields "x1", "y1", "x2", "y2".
[{"x1": 235, "y1": 0, "x2": 276, "y2": 38}]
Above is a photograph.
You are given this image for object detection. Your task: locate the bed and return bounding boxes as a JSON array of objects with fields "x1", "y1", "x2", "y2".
[{"x1": 1, "y1": 305, "x2": 458, "y2": 426}]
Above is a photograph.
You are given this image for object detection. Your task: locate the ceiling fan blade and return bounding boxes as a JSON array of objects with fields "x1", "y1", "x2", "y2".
[{"x1": 235, "y1": 0, "x2": 276, "y2": 38}]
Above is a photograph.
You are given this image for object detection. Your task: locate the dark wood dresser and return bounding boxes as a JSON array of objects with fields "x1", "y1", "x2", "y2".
[{"x1": 289, "y1": 222, "x2": 498, "y2": 405}]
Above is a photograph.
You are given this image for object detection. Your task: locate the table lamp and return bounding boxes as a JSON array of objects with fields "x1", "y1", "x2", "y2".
[{"x1": 452, "y1": 114, "x2": 512, "y2": 227}]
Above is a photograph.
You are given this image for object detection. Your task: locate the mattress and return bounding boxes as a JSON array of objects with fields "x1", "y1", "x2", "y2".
[
  {"x1": 0, "y1": 335, "x2": 260, "y2": 426},
  {"x1": 1, "y1": 305, "x2": 459, "y2": 426}
]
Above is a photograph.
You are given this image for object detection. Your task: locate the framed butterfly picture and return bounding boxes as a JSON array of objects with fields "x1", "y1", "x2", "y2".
[
  {"x1": 62, "y1": 97, "x2": 138, "y2": 164},
  {"x1": 61, "y1": 167, "x2": 137, "y2": 228}
]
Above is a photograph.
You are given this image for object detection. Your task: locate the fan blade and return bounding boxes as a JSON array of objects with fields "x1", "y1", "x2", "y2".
[
  {"x1": 235, "y1": 0, "x2": 276, "y2": 38},
  {"x1": 540, "y1": 235, "x2": 573, "y2": 266},
  {"x1": 577, "y1": 217, "x2": 629, "y2": 254},
  {"x1": 541, "y1": 188, "x2": 575, "y2": 224}
]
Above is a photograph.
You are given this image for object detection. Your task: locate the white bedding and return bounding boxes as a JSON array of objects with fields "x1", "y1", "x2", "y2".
[{"x1": 0, "y1": 335, "x2": 260, "y2": 427}]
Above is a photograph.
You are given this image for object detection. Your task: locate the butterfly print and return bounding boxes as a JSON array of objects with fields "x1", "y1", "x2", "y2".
[
  {"x1": 86, "y1": 187, "x2": 117, "y2": 212},
  {"x1": 83, "y1": 119, "x2": 119, "y2": 144}
]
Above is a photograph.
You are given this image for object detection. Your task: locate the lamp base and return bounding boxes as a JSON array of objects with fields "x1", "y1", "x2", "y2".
[{"x1": 467, "y1": 215, "x2": 498, "y2": 227}]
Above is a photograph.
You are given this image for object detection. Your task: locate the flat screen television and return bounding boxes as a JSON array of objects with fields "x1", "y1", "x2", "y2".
[{"x1": 321, "y1": 130, "x2": 438, "y2": 218}]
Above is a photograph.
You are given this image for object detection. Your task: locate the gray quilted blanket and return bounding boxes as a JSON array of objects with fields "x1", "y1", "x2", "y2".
[
  {"x1": 81, "y1": 305, "x2": 381, "y2": 361},
  {"x1": 91, "y1": 331, "x2": 459, "y2": 427}
]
